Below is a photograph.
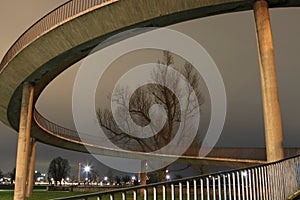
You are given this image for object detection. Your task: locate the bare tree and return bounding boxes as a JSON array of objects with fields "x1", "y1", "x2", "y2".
[
  {"x1": 10, "y1": 168, "x2": 15, "y2": 185},
  {"x1": 97, "y1": 50, "x2": 204, "y2": 183},
  {"x1": 48, "y1": 157, "x2": 70, "y2": 186}
]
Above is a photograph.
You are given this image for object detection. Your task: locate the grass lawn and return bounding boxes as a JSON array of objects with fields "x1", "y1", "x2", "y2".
[
  {"x1": 0, "y1": 189, "x2": 214, "y2": 200},
  {"x1": 0, "y1": 190, "x2": 164, "y2": 200},
  {"x1": 0, "y1": 190, "x2": 92, "y2": 200}
]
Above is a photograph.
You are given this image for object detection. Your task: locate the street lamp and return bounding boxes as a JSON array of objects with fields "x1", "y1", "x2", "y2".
[
  {"x1": 84, "y1": 165, "x2": 91, "y2": 173},
  {"x1": 166, "y1": 174, "x2": 171, "y2": 180},
  {"x1": 84, "y1": 165, "x2": 91, "y2": 181}
]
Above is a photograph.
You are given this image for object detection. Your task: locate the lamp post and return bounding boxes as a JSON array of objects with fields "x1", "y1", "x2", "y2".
[
  {"x1": 84, "y1": 165, "x2": 91, "y2": 183},
  {"x1": 78, "y1": 163, "x2": 81, "y2": 184}
]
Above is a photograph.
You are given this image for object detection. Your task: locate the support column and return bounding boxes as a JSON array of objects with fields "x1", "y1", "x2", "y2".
[
  {"x1": 140, "y1": 160, "x2": 147, "y2": 186},
  {"x1": 26, "y1": 138, "x2": 37, "y2": 197},
  {"x1": 254, "y1": 0, "x2": 284, "y2": 162},
  {"x1": 140, "y1": 160, "x2": 147, "y2": 195},
  {"x1": 14, "y1": 83, "x2": 34, "y2": 200}
]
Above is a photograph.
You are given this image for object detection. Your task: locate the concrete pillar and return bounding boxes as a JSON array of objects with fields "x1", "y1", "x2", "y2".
[
  {"x1": 26, "y1": 138, "x2": 37, "y2": 197},
  {"x1": 14, "y1": 83, "x2": 34, "y2": 200},
  {"x1": 140, "y1": 160, "x2": 147, "y2": 195},
  {"x1": 140, "y1": 160, "x2": 147, "y2": 186},
  {"x1": 254, "y1": 0, "x2": 284, "y2": 162}
]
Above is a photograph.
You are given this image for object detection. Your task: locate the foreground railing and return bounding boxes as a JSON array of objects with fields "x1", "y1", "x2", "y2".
[
  {"x1": 52, "y1": 155, "x2": 300, "y2": 200},
  {"x1": 0, "y1": 0, "x2": 118, "y2": 72}
]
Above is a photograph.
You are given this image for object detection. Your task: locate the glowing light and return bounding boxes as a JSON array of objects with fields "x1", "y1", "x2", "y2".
[
  {"x1": 84, "y1": 165, "x2": 91, "y2": 172},
  {"x1": 166, "y1": 175, "x2": 171, "y2": 180}
]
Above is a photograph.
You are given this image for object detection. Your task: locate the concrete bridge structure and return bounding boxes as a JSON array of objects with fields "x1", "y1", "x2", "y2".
[{"x1": 1, "y1": 0, "x2": 300, "y2": 199}]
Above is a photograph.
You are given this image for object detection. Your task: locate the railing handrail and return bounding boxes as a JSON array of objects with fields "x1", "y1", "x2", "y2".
[
  {"x1": 52, "y1": 154, "x2": 300, "y2": 200},
  {"x1": 33, "y1": 109, "x2": 134, "y2": 146},
  {"x1": 0, "y1": 0, "x2": 118, "y2": 73}
]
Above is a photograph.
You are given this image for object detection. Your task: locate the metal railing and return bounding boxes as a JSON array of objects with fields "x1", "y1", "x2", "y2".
[
  {"x1": 0, "y1": 0, "x2": 118, "y2": 72},
  {"x1": 34, "y1": 109, "x2": 146, "y2": 150},
  {"x1": 52, "y1": 155, "x2": 300, "y2": 200},
  {"x1": 34, "y1": 109, "x2": 111, "y2": 145}
]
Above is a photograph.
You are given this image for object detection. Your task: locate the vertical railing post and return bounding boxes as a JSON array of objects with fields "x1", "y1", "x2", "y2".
[
  {"x1": 241, "y1": 172, "x2": 245, "y2": 200},
  {"x1": 248, "y1": 170, "x2": 253, "y2": 200},
  {"x1": 206, "y1": 178, "x2": 210, "y2": 200},
  {"x1": 268, "y1": 165, "x2": 274, "y2": 200},
  {"x1": 228, "y1": 174, "x2": 232, "y2": 200},
  {"x1": 237, "y1": 172, "x2": 241, "y2": 200},
  {"x1": 217, "y1": 175, "x2": 221, "y2": 200},
  {"x1": 200, "y1": 179, "x2": 204, "y2": 200},
  {"x1": 122, "y1": 192, "x2": 126, "y2": 200},
  {"x1": 162, "y1": 185, "x2": 166, "y2": 200},
  {"x1": 153, "y1": 187, "x2": 157, "y2": 200},
  {"x1": 212, "y1": 177, "x2": 216, "y2": 200},
  {"x1": 186, "y1": 181, "x2": 190, "y2": 200},
  {"x1": 171, "y1": 184, "x2": 175, "y2": 200},
  {"x1": 232, "y1": 173, "x2": 236, "y2": 200},
  {"x1": 253, "y1": 0, "x2": 284, "y2": 162},
  {"x1": 143, "y1": 189, "x2": 147, "y2": 200},
  {"x1": 258, "y1": 168, "x2": 263, "y2": 199},
  {"x1": 223, "y1": 175, "x2": 227, "y2": 200},
  {"x1": 110, "y1": 194, "x2": 114, "y2": 200},
  {"x1": 245, "y1": 171, "x2": 249, "y2": 200},
  {"x1": 254, "y1": 168, "x2": 258, "y2": 200},
  {"x1": 179, "y1": 182, "x2": 183, "y2": 200},
  {"x1": 262, "y1": 167, "x2": 267, "y2": 200},
  {"x1": 193, "y1": 179, "x2": 197, "y2": 200},
  {"x1": 133, "y1": 190, "x2": 137, "y2": 200}
]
